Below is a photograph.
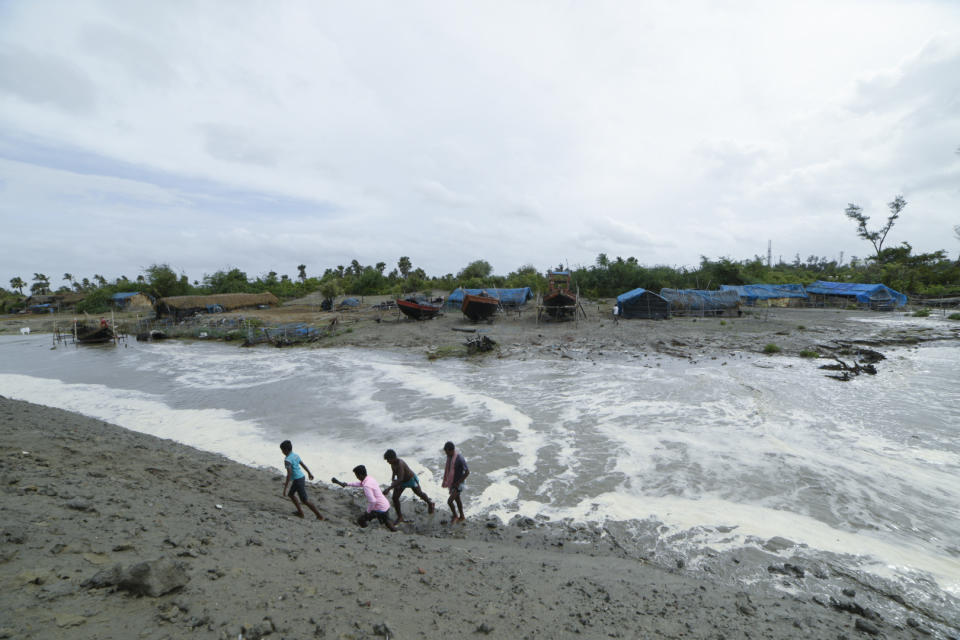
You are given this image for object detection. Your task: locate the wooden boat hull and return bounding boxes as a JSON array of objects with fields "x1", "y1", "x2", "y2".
[
  {"x1": 397, "y1": 298, "x2": 441, "y2": 320},
  {"x1": 76, "y1": 325, "x2": 115, "y2": 344},
  {"x1": 543, "y1": 290, "x2": 577, "y2": 319},
  {"x1": 461, "y1": 294, "x2": 499, "y2": 322}
]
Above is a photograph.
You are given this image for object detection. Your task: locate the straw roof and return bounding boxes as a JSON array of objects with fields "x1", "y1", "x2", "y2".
[{"x1": 158, "y1": 292, "x2": 280, "y2": 310}]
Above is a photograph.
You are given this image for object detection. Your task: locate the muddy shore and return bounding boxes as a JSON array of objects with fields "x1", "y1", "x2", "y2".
[
  {"x1": 2, "y1": 397, "x2": 958, "y2": 639},
  {"x1": 3, "y1": 301, "x2": 959, "y2": 369}
]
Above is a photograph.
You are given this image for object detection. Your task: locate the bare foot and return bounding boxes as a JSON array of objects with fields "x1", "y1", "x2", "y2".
[
  {"x1": 393, "y1": 516, "x2": 405, "y2": 526},
  {"x1": 427, "y1": 501, "x2": 435, "y2": 514},
  {"x1": 315, "y1": 514, "x2": 325, "y2": 521},
  {"x1": 293, "y1": 511, "x2": 305, "y2": 518}
]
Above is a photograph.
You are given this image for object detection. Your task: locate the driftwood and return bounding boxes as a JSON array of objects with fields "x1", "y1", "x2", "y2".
[
  {"x1": 451, "y1": 327, "x2": 477, "y2": 333},
  {"x1": 817, "y1": 342, "x2": 887, "y2": 381},
  {"x1": 819, "y1": 357, "x2": 878, "y2": 381}
]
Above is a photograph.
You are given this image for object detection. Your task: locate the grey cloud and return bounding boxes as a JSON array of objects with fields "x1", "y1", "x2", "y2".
[
  {"x1": 852, "y1": 38, "x2": 960, "y2": 120},
  {"x1": 79, "y1": 23, "x2": 177, "y2": 87},
  {"x1": 201, "y1": 123, "x2": 277, "y2": 167},
  {"x1": 417, "y1": 180, "x2": 473, "y2": 207},
  {"x1": 0, "y1": 45, "x2": 96, "y2": 112}
]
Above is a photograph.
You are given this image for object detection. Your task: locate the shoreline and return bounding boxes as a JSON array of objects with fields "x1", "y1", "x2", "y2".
[
  {"x1": 3, "y1": 306, "x2": 959, "y2": 369},
  {"x1": 2, "y1": 397, "x2": 958, "y2": 639}
]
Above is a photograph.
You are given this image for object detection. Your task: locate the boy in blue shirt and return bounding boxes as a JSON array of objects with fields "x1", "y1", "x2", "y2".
[{"x1": 280, "y1": 440, "x2": 324, "y2": 520}]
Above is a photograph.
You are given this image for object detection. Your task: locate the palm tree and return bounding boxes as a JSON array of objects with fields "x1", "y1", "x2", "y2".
[
  {"x1": 31, "y1": 273, "x2": 50, "y2": 295},
  {"x1": 9, "y1": 277, "x2": 25, "y2": 295},
  {"x1": 297, "y1": 264, "x2": 307, "y2": 282},
  {"x1": 63, "y1": 273, "x2": 74, "y2": 286},
  {"x1": 94, "y1": 274, "x2": 107, "y2": 288}
]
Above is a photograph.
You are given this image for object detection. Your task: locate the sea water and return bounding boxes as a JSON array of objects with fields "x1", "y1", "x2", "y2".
[{"x1": 1, "y1": 327, "x2": 958, "y2": 604}]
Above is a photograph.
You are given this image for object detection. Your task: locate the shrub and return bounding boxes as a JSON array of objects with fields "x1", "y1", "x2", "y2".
[
  {"x1": 797, "y1": 325, "x2": 806, "y2": 330},
  {"x1": 799, "y1": 349, "x2": 819, "y2": 359},
  {"x1": 763, "y1": 343, "x2": 781, "y2": 354},
  {"x1": 912, "y1": 308, "x2": 931, "y2": 317},
  {"x1": 948, "y1": 313, "x2": 960, "y2": 321},
  {"x1": 720, "y1": 320, "x2": 726, "y2": 326}
]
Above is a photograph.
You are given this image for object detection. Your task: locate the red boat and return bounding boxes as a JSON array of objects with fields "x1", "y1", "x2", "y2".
[
  {"x1": 461, "y1": 292, "x2": 499, "y2": 322},
  {"x1": 542, "y1": 270, "x2": 577, "y2": 320},
  {"x1": 397, "y1": 297, "x2": 442, "y2": 320}
]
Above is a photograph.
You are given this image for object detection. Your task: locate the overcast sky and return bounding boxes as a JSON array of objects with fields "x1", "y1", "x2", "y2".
[{"x1": 1, "y1": 1, "x2": 958, "y2": 288}]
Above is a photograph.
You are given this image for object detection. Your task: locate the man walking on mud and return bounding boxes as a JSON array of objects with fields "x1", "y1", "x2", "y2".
[
  {"x1": 441, "y1": 441, "x2": 469, "y2": 524},
  {"x1": 383, "y1": 449, "x2": 435, "y2": 524}
]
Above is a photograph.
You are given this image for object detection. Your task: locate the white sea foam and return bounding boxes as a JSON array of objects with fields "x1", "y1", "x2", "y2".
[
  {"x1": 0, "y1": 373, "x2": 366, "y2": 489},
  {"x1": 2, "y1": 336, "x2": 958, "y2": 598},
  {"x1": 134, "y1": 341, "x2": 306, "y2": 390},
  {"x1": 497, "y1": 492, "x2": 960, "y2": 595}
]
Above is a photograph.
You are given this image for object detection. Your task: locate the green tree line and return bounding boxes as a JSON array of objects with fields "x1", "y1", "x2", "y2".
[
  {"x1": 3, "y1": 199, "x2": 959, "y2": 314},
  {"x1": 4, "y1": 244, "x2": 958, "y2": 315}
]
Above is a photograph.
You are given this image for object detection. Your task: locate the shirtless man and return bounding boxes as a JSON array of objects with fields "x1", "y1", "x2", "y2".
[{"x1": 383, "y1": 449, "x2": 435, "y2": 524}]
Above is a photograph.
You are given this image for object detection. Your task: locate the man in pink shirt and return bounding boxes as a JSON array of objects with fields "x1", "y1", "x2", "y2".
[{"x1": 332, "y1": 465, "x2": 398, "y2": 532}]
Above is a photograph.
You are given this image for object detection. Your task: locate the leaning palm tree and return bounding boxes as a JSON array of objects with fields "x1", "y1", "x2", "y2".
[
  {"x1": 63, "y1": 273, "x2": 74, "y2": 286},
  {"x1": 10, "y1": 277, "x2": 25, "y2": 295}
]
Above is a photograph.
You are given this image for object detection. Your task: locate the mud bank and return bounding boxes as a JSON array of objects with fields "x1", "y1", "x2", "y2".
[{"x1": 1, "y1": 397, "x2": 957, "y2": 639}]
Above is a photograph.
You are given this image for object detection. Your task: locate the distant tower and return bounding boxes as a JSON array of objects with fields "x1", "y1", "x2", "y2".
[
  {"x1": 839, "y1": 251, "x2": 844, "y2": 266},
  {"x1": 767, "y1": 240, "x2": 772, "y2": 268}
]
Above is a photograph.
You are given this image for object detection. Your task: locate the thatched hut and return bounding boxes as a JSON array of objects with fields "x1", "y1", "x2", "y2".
[
  {"x1": 157, "y1": 293, "x2": 280, "y2": 320},
  {"x1": 25, "y1": 293, "x2": 86, "y2": 312},
  {"x1": 112, "y1": 292, "x2": 155, "y2": 311}
]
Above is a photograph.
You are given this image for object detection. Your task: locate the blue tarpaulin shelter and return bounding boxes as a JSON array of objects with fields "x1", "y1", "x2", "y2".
[
  {"x1": 660, "y1": 288, "x2": 740, "y2": 315},
  {"x1": 720, "y1": 284, "x2": 808, "y2": 306},
  {"x1": 446, "y1": 288, "x2": 533, "y2": 309},
  {"x1": 805, "y1": 281, "x2": 907, "y2": 310},
  {"x1": 338, "y1": 297, "x2": 360, "y2": 308},
  {"x1": 615, "y1": 288, "x2": 670, "y2": 319}
]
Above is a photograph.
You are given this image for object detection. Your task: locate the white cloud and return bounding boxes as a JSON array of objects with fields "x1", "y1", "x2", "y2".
[{"x1": 1, "y1": 1, "x2": 958, "y2": 286}]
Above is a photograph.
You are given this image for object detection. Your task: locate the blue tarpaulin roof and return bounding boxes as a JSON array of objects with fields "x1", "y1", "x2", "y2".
[
  {"x1": 112, "y1": 291, "x2": 153, "y2": 302},
  {"x1": 617, "y1": 288, "x2": 658, "y2": 303},
  {"x1": 447, "y1": 288, "x2": 533, "y2": 307},
  {"x1": 720, "y1": 284, "x2": 808, "y2": 302},
  {"x1": 338, "y1": 297, "x2": 360, "y2": 307},
  {"x1": 660, "y1": 288, "x2": 740, "y2": 310},
  {"x1": 805, "y1": 281, "x2": 907, "y2": 307}
]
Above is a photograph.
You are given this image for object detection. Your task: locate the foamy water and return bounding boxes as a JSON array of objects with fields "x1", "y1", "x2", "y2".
[{"x1": 1, "y1": 332, "x2": 958, "y2": 599}]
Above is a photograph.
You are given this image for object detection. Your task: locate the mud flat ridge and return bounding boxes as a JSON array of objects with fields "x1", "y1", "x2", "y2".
[{"x1": 2, "y1": 397, "x2": 957, "y2": 639}]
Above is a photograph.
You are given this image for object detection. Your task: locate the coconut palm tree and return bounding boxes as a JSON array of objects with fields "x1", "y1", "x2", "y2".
[
  {"x1": 9, "y1": 277, "x2": 25, "y2": 295},
  {"x1": 31, "y1": 273, "x2": 50, "y2": 295}
]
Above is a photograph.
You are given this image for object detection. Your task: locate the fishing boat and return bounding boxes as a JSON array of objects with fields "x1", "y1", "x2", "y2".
[
  {"x1": 74, "y1": 322, "x2": 115, "y2": 344},
  {"x1": 542, "y1": 270, "x2": 577, "y2": 320},
  {"x1": 461, "y1": 291, "x2": 499, "y2": 322},
  {"x1": 397, "y1": 297, "x2": 442, "y2": 320}
]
